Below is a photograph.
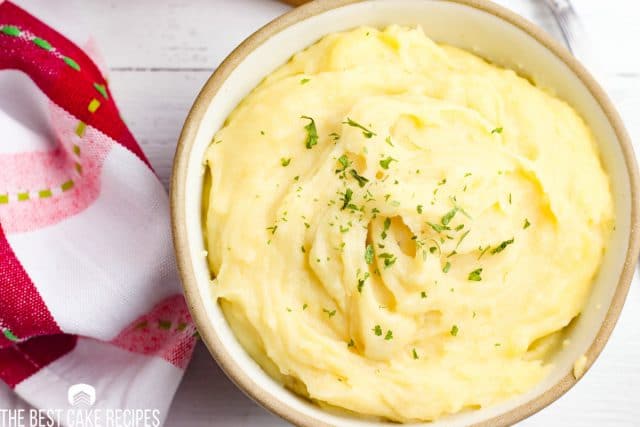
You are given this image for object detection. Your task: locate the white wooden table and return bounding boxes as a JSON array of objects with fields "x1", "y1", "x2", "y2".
[{"x1": 34, "y1": 0, "x2": 640, "y2": 425}]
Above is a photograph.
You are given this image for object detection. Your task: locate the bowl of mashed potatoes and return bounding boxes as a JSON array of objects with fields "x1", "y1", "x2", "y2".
[{"x1": 171, "y1": 0, "x2": 640, "y2": 425}]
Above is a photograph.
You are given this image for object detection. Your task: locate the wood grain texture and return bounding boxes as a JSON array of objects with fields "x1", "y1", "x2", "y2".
[{"x1": 18, "y1": 1, "x2": 640, "y2": 426}]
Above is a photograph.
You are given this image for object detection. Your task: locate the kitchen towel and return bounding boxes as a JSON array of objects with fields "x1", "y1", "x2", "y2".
[{"x1": 0, "y1": 1, "x2": 196, "y2": 424}]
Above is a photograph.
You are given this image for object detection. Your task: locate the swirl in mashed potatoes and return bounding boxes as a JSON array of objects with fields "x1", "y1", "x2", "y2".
[{"x1": 203, "y1": 26, "x2": 613, "y2": 422}]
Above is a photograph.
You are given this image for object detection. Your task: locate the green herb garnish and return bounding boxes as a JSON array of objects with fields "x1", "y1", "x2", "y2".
[
  {"x1": 336, "y1": 154, "x2": 350, "y2": 174},
  {"x1": 478, "y1": 246, "x2": 489, "y2": 260},
  {"x1": 300, "y1": 78, "x2": 310, "y2": 84},
  {"x1": 491, "y1": 238, "x2": 514, "y2": 254},
  {"x1": 348, "y1": 339, "x2": 355, "y2": 347},
  {"x1": 441, "y1": 208, "x2": 458, "y2": 226},
  {"x1": 384, "y1": 330, "x2": 393, "y2": 340},
  {"x1": 417, "y1": 205, "x2": 423, "y2": 214},
  {"x1": 379, "y1": 157, "x2": 396, "y2": 170},
  {"x1": 468, "y1": 268, "x2": 483, "y2": 281},
  {"x1": 523, "y1": 218, "x2": 531, "y2": 229},
  {"x1": 350, "y1": 169, "x2": 369, "y2": 187},
  {"x1": 357, "y1": 272, "x2": 370, "y2": 293},
  {"x1": 453, "y1": 230, "x2": 470, "y2": 252},
  {"x1": 450, "y1": 325, "x2": 459, "y2": 336},
  {"x1": 491, "y1": 127, "x2": 503, "y2": 134},
  {"x1": 301, "y1": 116, "x2": 318, "y2": 149},
  {"x1": 449, "y1": 197, "x2": 472, "y2": 220},
  {"x1": 373, "y1": 324, "x2": 382, "y2": 336},
  {"x1": 429, "y1": 239, "x2": 442, "y2": 255},
  {"x1": 266, "y1": 225, "x2": 278, "y2": 235},
  {"x1": 323, "y1": 308, "x2": 336, "y2": 317},
  {"x1": 280, "y1": 158, "x2": 291, "y2": 167},
  {"x1": 344, "y1": 118, "x2": 376, "y2": 138},
  {"x1": 443, "y1": 262, "x2": 451, "y2": 273},
  {"x1": 340, "y1": 188, "x2": 353, "y2": 210},
  {"x1": 379, "y1": 252, "x2": 397, "y2": 268},
  {"x1": 365, "y1": 244, "x2": 374, "y2": 265},
  {"x1": 427, "y1": 222, "x2": 446, "y2": 233},
  {"x1": 421, "y1": 291, "x2": 427, "y2": 299},
  {"x1": 381, "y1": 217, "x2": 391, "y2": 239},
  {"x1": 412, "y1": 348, "x2": 419, "y2": 359}
]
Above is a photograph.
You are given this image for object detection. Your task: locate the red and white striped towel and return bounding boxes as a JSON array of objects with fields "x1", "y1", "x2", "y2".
[{"x1": 0, "y1": 1, "x2": 195, "y2": 423}]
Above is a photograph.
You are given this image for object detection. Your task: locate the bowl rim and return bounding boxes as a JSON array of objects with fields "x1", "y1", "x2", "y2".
[{"x1": 170, "y1": 0, "x2": 640, "y2": 425}]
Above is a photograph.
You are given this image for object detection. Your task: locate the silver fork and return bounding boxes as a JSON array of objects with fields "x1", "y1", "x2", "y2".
[{"x1": 542, "y1": 0, "x2": 592, "y2": 63}]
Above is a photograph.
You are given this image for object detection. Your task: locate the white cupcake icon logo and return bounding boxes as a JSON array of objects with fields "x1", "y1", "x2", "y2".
[{"x1": 67, "y1": 383, "x2": 96, "y2": 407}]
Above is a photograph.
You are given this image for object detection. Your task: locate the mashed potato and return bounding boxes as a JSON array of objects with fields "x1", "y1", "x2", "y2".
[{"x1": 203, "y1": 26, "x2": 613, "y2": 422}]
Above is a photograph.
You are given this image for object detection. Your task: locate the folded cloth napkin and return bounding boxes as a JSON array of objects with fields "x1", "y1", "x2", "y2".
[{"x1": 0, "y1": 1, "x2": 195, "y2": 423}]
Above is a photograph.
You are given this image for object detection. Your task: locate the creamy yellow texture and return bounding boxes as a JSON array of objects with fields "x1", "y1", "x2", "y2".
[
  {"x1": 573, "y1": 355, "x2": 588, "y2": 379},
  {"x1": 204, "y1": 26, "x2": 613, "y2": 422}
]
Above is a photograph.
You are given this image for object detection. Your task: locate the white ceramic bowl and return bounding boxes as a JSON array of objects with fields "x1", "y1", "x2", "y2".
[{"x1": 171, "y1": 1, "x2": 640, "y2": 425}]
